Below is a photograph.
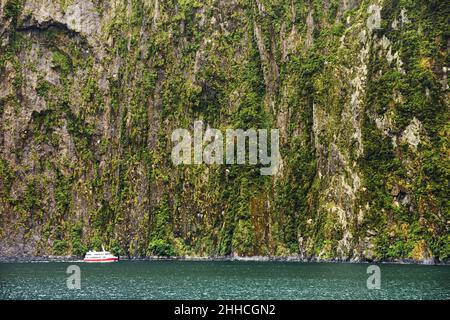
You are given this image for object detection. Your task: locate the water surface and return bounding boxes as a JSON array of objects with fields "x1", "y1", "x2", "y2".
[{"x1": 0, "y1": 261, "x2": 448, "y2": 300}]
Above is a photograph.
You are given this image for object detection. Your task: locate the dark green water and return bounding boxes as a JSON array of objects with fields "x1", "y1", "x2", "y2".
[{"x1": 0, "y1": 261, "x2": 448, "y2": 300}]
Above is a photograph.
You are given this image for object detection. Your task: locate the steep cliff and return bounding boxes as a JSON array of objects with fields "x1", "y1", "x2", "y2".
[{"x1": 0, "y1": 0, "x2": 448, "y2": 262}]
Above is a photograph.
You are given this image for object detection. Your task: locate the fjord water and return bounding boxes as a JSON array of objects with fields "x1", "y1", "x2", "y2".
[{"x1": 1, "y1": 261, "x2": 448, "y2": 300}]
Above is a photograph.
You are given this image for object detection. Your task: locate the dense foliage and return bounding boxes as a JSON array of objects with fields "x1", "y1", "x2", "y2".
[{"x1": 0, "y1": 0, "x2": 448, "y2": 262}]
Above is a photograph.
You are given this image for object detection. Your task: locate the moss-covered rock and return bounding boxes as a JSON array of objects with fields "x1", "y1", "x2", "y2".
[{"x1": 0, "y1": 0, "x2": 447, "y2": 263}]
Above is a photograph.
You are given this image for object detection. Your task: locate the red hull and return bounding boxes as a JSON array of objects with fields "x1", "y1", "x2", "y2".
[{"x1": 83, "y1": 257, "x2": 119, "y2": 263}]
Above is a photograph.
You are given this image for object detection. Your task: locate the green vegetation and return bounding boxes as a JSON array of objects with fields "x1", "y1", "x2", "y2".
[
  {"x1": 0, "y1": 1, "x2": 447, "y2": 262},
  {"x1": 148, "y1": 239, "x2": 175, "y2": 257},
  {"x1": 4, "y1": 0, "x2": 24, "y2": 23}
]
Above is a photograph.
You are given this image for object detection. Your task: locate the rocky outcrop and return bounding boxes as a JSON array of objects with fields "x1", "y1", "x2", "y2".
[{"x1": 0, "y1": 0, "x2": 448, "y2": 263}]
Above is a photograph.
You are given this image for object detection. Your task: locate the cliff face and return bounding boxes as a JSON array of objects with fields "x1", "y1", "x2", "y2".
[{"x1": 0, "y1": 0, "x2": 448, "y2": 262}]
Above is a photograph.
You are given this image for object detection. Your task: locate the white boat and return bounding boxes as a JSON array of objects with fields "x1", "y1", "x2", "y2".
[{"x1": 83, "y1": 246, "x2": 119, "y2": 263}]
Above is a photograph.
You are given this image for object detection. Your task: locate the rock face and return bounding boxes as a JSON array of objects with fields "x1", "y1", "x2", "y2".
[{"x1": 0, "y1": 0, "x2": 448, "y2": 262}]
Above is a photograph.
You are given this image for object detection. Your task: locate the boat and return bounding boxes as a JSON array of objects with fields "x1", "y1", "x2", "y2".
[{"x1": 83, "y1": 246, "x2": 119, "y2": 263}]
